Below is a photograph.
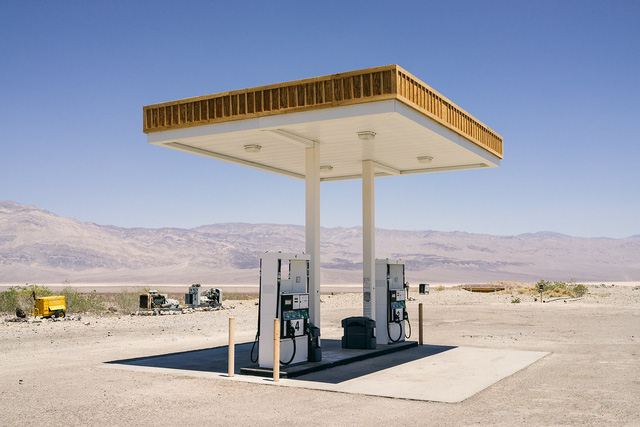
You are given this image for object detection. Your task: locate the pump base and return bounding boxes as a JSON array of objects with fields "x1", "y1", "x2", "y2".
[
  {"x1": 241, "y1": 338, "x2": 417, "y2": 379},
  {"x1": 308, "y1": 346, "x2": 322, "y2": 362}
]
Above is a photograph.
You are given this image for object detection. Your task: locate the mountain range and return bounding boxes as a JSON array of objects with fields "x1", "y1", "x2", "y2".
[{"x1": 1, "y1": 200, "x2": 638, "y2": 285}]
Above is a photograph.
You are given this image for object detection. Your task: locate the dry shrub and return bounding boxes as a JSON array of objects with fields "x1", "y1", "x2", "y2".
[
  {"x1": 533, "y1": 280, "x2": 589, "y2": 298},
  {"x1": 104, "y1": 289, "x2": 141, "y2": 314},
  {"x1": 224, "y1": 292, "x2": 257, "y2": 301},
  {"x1": 60, "y1": 288, "x2": 104, "y2": 313},
  {"x1": 0, "y1": 285, "x2": 107, "y2": 315},
  {"x1": 0, "y1": 284, "x2": 53, "y2": 313},
  {"x1": 489, "y1": 280, "x2": 534, "y2": 291},
  {"x1": 573, "y1": 284, "x2": 588, "y2": 297}
]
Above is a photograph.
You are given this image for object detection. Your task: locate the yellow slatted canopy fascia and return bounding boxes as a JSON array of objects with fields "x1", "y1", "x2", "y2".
[{"x1": 143, "y1": 65, "x2": 502, "y2": 159}]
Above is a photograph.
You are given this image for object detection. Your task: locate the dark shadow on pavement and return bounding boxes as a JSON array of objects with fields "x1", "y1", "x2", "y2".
[{"x1": 108, "y1": 339, "x2": 456, "y2": 384}]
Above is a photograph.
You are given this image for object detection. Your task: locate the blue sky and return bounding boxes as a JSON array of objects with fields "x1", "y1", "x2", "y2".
[{"x1": 1, "y1": 0, "x2": 638, "y2": 238}]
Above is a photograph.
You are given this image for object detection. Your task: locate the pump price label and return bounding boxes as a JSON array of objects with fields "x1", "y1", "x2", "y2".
[{"x1": 299, "y1": 294, "x2": 309, "y2": 309}]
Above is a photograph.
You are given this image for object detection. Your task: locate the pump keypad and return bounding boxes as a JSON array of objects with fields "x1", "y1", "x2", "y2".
[{"x1": 390, "y1": 301, "x2": 405, "y2": 310}]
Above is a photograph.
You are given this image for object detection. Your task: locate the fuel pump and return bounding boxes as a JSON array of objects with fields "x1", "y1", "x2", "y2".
[
  {"x1": 375, "y1": 259, "x2": 411, "y2": 344},
  {"x1": 279, "y1": 292, "x2": 310, "y2": 364},
  {"x1": 252, "y1": 253, "x2": 316, "y2": 369}
]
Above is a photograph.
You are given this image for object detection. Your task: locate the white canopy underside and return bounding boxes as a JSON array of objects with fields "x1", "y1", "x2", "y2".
[{"x1": 147, "y1": 99, "x2": 500, "y2": 181}]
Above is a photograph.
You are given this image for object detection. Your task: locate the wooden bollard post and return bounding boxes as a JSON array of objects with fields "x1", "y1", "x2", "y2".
[
  {"x1": 418, "y1": 303, "x2": 424, "y2": 346},
  {"x1": 228, "y1": 317, "x2": 235, "y2": 377},
  {"x1": 273, "y1": 318, "x2": 280, "y2": 382}
]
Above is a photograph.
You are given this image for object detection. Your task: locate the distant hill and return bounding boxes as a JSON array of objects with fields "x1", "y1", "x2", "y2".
[{"x1": 1, "y1": 200, "x2": 639, "y2": 285}]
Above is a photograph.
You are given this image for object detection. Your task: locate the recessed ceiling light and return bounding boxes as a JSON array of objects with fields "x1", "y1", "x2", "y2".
[
  {"x1": 357, "y1": 131, "x2": 376, "y2": 141},
  {"x1": 417, "y1": 156, "x2": 433, "y2": 164},
  {"x1": 320, "y1": 165, "x2": 334, "y2": 172},
  {"x1": 244, "y1": 144, "x2": 261, "y2": 153}
]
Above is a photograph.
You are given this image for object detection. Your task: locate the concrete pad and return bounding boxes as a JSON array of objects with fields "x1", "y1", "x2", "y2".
[
  {"x1": 288, "y1": 346, "x2": 548, "y2": 402},
  {"x1": 106, "y1": 344, "x2": 548, "y2": 403}
]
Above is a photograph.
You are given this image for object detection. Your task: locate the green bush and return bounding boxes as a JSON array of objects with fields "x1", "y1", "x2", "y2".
[
  {"x1": 532, "y1": 279, "x2": 588, "y2": 298},
  {"x1": 511, "y1": 297, "x2": 521, "y2": 303},
  {"x1": 0, "y1": 284, "x2": 110, "y2": 315},
  {"x1": 572, "y1": 284, "x2": 588, "y2": 297},
  {"x1": 548, "y1": 282, "x2": 573, "y2": 297},
  {"x1": 533, "y1": 279, "x2": 550, "y2": 293},
  {"x1": 60, "y1": 288, "x2": 105, "y2": 314},
  {"x1": 0, "y1": 284, "x2": 53, "y2": 313},
  {"x1": 0, "y1": 288, "x2": 20, "y2": 313}
]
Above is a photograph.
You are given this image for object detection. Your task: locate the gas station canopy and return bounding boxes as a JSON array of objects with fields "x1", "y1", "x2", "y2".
[
  {"x1": 143, "y1": 64, "x2": 503, "y2": 341},
  {"x1": 143, "y1": 65, "x2": 502, "y2": 180}
]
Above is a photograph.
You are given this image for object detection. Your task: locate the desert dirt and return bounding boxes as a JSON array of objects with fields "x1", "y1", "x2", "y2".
[{"x1": 1, "y1": 284, "x2": 639, "y2": 426}]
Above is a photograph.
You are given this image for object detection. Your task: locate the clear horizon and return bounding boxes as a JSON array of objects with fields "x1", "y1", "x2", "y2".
[{"x1": 2, "y1": 1, "x2": 638, "y2": 239}]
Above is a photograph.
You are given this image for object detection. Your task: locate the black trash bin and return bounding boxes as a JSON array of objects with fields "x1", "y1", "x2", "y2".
[
  {"x1": 341, "y1": 316, "x2": 376, "y2": 349},
  {"x1": 419, "y1": 283, "x2": 429, "y2": 294}
]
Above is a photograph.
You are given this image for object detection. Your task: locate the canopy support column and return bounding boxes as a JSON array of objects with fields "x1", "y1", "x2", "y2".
[
  {"x1": 362, "y1": 159, "x2": 375, "y2": 320},
  {"x1": 306, "y1": 143, "x2": 321, "y2": 327}
]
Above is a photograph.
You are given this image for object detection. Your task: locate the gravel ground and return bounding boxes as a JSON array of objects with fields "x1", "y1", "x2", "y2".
[{"x1": 1, "y1": 285, "x2": 639, "y2": 426}]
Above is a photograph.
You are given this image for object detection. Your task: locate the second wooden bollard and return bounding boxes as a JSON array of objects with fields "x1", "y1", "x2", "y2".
[
  {"x1": 418, "y1": 303, "x2": 424, "y2": 346},
  {"x1": 228, "y1": 317, "x2": 235, "y2": 377}
]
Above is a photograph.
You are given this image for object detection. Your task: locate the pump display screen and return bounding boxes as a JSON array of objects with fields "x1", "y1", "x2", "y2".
[
  {"x1": 282, "y1": 296, "x2": 293, "y2": 309},
  {"x1": 389, "y1": 289, "x2": 405, "y2": 302},
  {"x1": 281, "y1": 293, "x2": 309, "y2": 310},
  {"x1": 281, "y1": 293, "x2": 309, "y2": 320}
]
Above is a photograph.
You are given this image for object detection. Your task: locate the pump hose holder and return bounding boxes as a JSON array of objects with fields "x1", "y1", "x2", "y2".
[{"x1": 388, "y1": 319, "x2": 403, "y2": 343}]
